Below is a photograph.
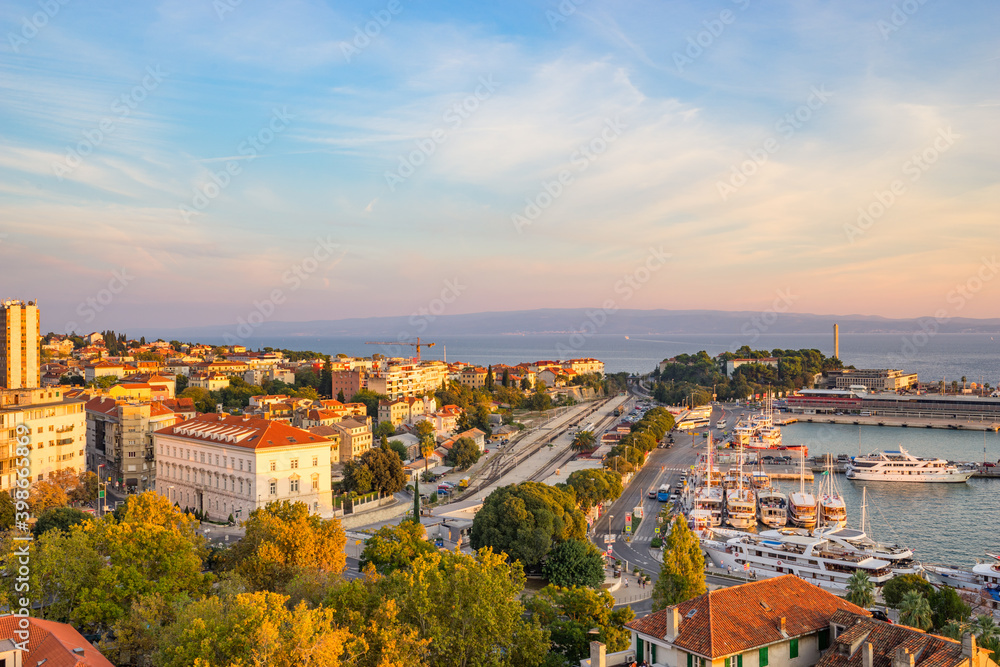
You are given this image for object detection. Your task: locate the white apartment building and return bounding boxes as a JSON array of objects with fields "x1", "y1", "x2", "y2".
[
  {"x1": 0, "y1": 387, "x2": 86, "y2": 488},
  {"x1": 153, "y1": 414, "x2": 334, "y2": 519}
]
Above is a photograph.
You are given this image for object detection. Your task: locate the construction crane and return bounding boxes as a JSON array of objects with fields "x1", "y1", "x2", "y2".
[{"x1": 365, "y1": 337, "x2": 436, "y2": 362}]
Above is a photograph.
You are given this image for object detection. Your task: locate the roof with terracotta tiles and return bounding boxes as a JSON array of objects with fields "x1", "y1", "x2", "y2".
[
  {"x1": 0, "y1": 615, "x2": 114, "y2": 666},
  {"x1": 818, "y1": 610, "x2": 995, "y2": 667},
  {"x1": 157, "y1": 413, "x2": 326, "y2": 449},
  {"x1": 626, "y1": 575, "x2": 869, "y2": 659}
]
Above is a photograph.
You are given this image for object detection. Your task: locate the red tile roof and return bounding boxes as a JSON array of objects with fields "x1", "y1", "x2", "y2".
[
  {"x1": 819, "y1": 610, "x2": 992, "y2": 667},
  {"x1": 626, "y1": 575, "x2": 869, "y2": 658},
  {"x1": 0, "y1": 615, "x2": 114, "y2": 666},
  {"x1": 157, "y1": 413, "x2": 325, "y2": 449}
]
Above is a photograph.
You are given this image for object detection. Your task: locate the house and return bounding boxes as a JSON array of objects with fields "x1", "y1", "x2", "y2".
[
  {"x1": 189, "y1": 372, "x2": 230, "y2": 392},
  {"x1": 625, "y1": 575, "x2": 869, "y2": 667},
  {"x1": 331, "y1": 418, "x2": 374, "y2": 462},
  {"x1": 818, "y1": 609, "x2": 997, "y2": 667},
  {"x1": 84, "y1": 362, "x2": 124, "y2": 383},
  {"x1": 458, "y1": 366, "x2": 488, "y2": 389},
  {"x1": 0, "y1": 614, "x2": 114, "y2": 666}
]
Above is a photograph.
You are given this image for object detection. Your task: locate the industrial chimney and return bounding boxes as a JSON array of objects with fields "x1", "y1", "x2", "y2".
[{"x1": 833, "y1": 324, "x2": 840, "y2": 360}]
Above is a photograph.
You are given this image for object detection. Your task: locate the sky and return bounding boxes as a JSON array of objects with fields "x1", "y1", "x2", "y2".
[{"x1": 1, "y1": 0, "x2": 998, "y2": 335}]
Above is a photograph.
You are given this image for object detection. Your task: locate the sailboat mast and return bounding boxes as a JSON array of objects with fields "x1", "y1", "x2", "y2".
[{"x1": 860, "y1": 486, "x2": 867, "y2": 534}]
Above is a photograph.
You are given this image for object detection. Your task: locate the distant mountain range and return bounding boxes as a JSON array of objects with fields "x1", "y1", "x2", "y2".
[{"x1": 142, "y1": 308, "x2": 1000, "y2": 338}]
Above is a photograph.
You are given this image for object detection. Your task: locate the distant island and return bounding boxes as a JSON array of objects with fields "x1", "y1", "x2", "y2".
[{"x1": 135, "y1": 307, "x2": 1000, "y2": 339}]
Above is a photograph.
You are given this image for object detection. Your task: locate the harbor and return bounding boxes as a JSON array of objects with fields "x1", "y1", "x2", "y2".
[{"x1": 792, "y1": 414, "x2": 1000, "y2": 432}]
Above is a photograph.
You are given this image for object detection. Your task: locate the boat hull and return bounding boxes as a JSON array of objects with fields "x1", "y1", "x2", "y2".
[{"x1": 846, "y1": 470, "x2": 974, "y2": 482}]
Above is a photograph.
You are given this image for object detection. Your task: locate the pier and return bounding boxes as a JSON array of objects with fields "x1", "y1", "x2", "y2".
[{"x1": 793, "y1": 414, "x2": 1000, "y2": 431}]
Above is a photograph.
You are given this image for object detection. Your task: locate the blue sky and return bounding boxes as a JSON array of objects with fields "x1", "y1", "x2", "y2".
[{"x1": 1, "y1": 0, "x2": 998, "y2": 334}]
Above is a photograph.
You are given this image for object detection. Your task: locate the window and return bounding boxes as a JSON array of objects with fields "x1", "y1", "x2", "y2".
[
  {"x1": 290, "y1": 458, "x2": 299, "y2": 469},
  {"x1": 818, "y1": 629, "x2": 830, "y2": 651},
  {"x1": 790, "y1": 638, "x2": 799, "y2": 659},
  {"x1": 312, "y1": 478, "x2": 319, "y2": 491},
  {"x1": 270, "y1": 461, "x2": 276, "y2": 472},
  {"x1": 312, "y1": 456, "x2": 318, "y2": 467},
  {"x1": 737, "y1": 655, "x2": 743, "y2": 667},
  {"x1": 687, "y1": 653, "x2": 692, "y2": 667},
  {"x1": 200, "y1": 453, "x2": 205, "y2": 463},
  {"x1": 216, "y1": 455, "x2": 220, "y2": 465},
  {"x1": 759, "y1": 647, "x2": 769, "y2": 667},
  {"x1": 270, "y1": 481, "x2": 277, "y2": 495},
  {"x1": 239, "y1": 460, "x2": 244, "y2": 471},
  {"x1": 290, "y1": 479, "x2": 299, "y2": 492}
]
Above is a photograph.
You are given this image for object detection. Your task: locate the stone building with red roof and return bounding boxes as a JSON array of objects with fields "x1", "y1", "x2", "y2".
[{"x1": 624, "y1": 576, "x2": 869, "y2": 667}]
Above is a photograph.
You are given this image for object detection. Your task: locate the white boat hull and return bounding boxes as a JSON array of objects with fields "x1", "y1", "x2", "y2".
[{"x1": 847, "y1": 470, "x2": 974, "y2": 482}]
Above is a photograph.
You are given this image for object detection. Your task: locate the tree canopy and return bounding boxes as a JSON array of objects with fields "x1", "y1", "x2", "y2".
[
  {"x1": 562, "y1": 469, "x2": 623, "y2": 511},
  {"x1": 359, "y1": 521, "x2": 437, "y2": 575},
  {"x1": 226, "y1": 500, "x2": 347, "y2": 592},
  {"x1": 469, "y1": 482, "x2": 587, "y2": 569},
  {"x1": 524, "y1": 585, "x2": 634, "y2": 665},
  {"x1": 541, "y1": 538, "x2": 606, "y2": 588},
  {"x1": 446, "y1": 437, "x2": 481, "y2": 471}
]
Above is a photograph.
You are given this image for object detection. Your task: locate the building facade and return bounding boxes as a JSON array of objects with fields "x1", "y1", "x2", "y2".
[
  {"x1": 0, "y1": 299, "x2": 40, "y2": 389},
  {"x1": 153, "y1": 414, "x2": 334, "y2": 518},
  {"x1": 86, "y1": 397, "x2": 181, "y2": 491},
  {"x1": 0, "y1": 387, "x2": 87, "y2": 488}
]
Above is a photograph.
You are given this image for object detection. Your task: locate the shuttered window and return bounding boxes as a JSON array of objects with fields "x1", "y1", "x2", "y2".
[
  {"x1": 760, "y1": 646, "x2": 769, "y2": 667},
  {"x1": 790, "y1": 639, "x2": 799, "y2": 659}
]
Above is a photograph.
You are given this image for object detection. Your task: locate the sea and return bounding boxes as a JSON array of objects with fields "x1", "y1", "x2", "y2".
[{"x1": 210, "y1": 331, "x2": 1000, "y2": 566}]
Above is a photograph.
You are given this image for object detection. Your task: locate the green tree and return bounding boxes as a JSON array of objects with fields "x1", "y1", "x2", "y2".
[
  {"x1": 899, "y1": 589, "x2": 933, "y2": 630},
  {"x1": 174, "y1": 373, "x2": 189, "y2": 394},
  {"x1": 390, "y1": 548, "x2": 548, "y2": 667},
  {"x1": 446, "y1": 437, "x2": 481, "y2": 471},
  {"x1": 337, "y1": 389, "x2": 346, "y2": 402},
  {"x1": 485, "y1": 365, "x2": 495, "y2": 390},
  {"x1": 881, "y1": 573, "x2": 934, "y2": 608},
  {"x1": 415, "y1": 420, "x2": 437, "y2": 473},
  {"x1": 388, "y1": 439, "x2": 409, "y2": 461},
  {"x1": 350, "y1": 389, "x2": 388, "y2": 418},
  {"x1": 70, "y1": 471, "x2": 99, "y2": 505},
  {"x1": 846, "y1": 569, "x2": 875, "y2": 610},
  {"x1": 469, "y1": 482, "x2": 587, "y2": 570},
  {"x1": 347, "y1": 445, "x2": 406, "y2": 496},
  {"x1": 570, "y1": 430, "x2": 596, "y2": 452},
  {"x1": 564, "y1": 469, "x2": 623, "y2": 511},
  {"x1": 320, "y1": 358, "x2": 333, "y2": 397},
  {"x1": 374, "y1": 420, "x2": 397, "y2": 440},
  {"x1": 541, "y1": 539, "x2": 605, "y2": 588},
  {"x1": 0, "y1": 492, "x2": 13, "y2": 531},
  {"x1": 227, "y1": 500, "x2": 347, "y2": 593},
  {"x1": 33, "y1": 506, "x2": 92, "y2": 537},
  {"x1": 359, "y1": 521, "x2": 437, "y2": 575},
  {"x1": 652, "y1": 516, "x2": 706, "y2": 610},
  {"x1": 929, "y1": 586, "x2": 971, "y2": 630},
  {"x1": 524, "y1": 585, "x2": 634, "y2": 664}
]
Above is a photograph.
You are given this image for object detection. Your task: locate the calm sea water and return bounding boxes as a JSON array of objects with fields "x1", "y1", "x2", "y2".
[
  {"x1": 213, "y1": 332, "x2": 1000, "y2": 384},
  {"x1": 215, "y1": 331, "x2": 1000, "y2": 565},
  {"x1": 773, "y1": 422, "x2": 1000, "y2": 566}
]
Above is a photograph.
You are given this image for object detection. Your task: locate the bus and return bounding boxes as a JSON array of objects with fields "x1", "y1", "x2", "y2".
[
  {"x1": 677, "y1": 417, "x2": 710, "y2": 431},
  {"x1": 657, "y1": 484, "x2": 671, "y2": 501}
]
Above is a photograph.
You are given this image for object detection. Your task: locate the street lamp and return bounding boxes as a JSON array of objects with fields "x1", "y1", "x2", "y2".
[{"x1": 97, "y1": 464, "x2": 105, "y2": 516}]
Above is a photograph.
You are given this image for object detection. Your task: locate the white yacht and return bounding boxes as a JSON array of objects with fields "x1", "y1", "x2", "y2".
[
  {"x1": 846, "y1": 446, "x2": 974, "y2": 482},
  {"x1": 701, "y1": 527, "x2": 915, "y2": 591},
  {"x1": 725, "y1": 486, "x2": 756, "y2": 529},
  {"x1": 756, "y1": 489, "x2": 788, "y2": 528},
  {"x1": 819, "y1": 494, "x2": 847, "y2": 527}
]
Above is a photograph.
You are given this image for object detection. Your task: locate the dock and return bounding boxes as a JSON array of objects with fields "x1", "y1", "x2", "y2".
[{"x1": 793, "y1": 415, "x2": 1000, "y2": 431}]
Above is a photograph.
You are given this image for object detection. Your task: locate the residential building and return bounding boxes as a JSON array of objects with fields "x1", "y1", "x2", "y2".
[
  {"x1": 441, "y1": 427, "x2": 487, "y2": 452},
  {"x1": 457, "y1": 366, "x2": 488, "y2": 389},
  {"x1": 378, "y1": 396, "x2": 431, "y2": 427},
  {"x1": 538, "y1": 367, "x2": 569, "y2": 387},
  {"x1": 84, "y1": 362, "x2": 125, "y2": 383},
  {"x1": 83, "y1": 332, "x2": 104, "y2": 346},
  {"x1": 367, "y1": 362, "x2": 449, "y2": 400},
  {"x1": 331, "y1": 417, "x2": 373, "y2": 462},
  {"x1": 86, "y1": 397, "x2": 181, "y2": 491},
  {"x1": 41, "y1": 337, "x2": 75, "y2": 357},
  {"x1": 726, "y1": 357, "x2": 780, "y2": 378},
  {"x1": 625, "y1": 575, "x2": 868, "y2": 667},
  {"x1": 331, "y1": 369, "x2": 366, "y2": 400},
  {"x1": 299, "y1": 409, "x2": 342, "y2": 429},
  {"x1": 0, "y1": 614, "x2": 114, "y2": 666},
  {"x1": 0, "y1": 387, "x2": 87, "y2": 488},
  {"x1": 818, "y1": 609, "x2": 997, "y2": 667},
  {"x1": 563, "y1": 358, "x2": 605, "y2": 375},
  {"x1": 153, "y1": 413, "x2": 334, "y2": 518},
  {"x1": 189, "y1": 372, "x2": 230, "y2": 391},
  {"x1": 1, "y1": 299, "x2": 40, "y2": 389}
]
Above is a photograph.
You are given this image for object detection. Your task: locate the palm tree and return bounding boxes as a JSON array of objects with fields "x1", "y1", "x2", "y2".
[
  {"x1": 846, "y1": 569, "x2": 875, "y2": 609},
  {"x1": 974, "y1": 614, "x2": 998, "y2": 643},
  {"x1": 571, "y1": 430, "x2": 596, "y2": 452},
  {"x1": 940, "y1": 620, "x2": 968, "y2": 641},
  {"x1": 899, "y1": 590, "x2": 932, "y2": 630}
]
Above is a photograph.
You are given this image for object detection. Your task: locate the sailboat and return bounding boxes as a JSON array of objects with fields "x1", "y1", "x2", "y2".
[
  {"x1": 725, "y1": 438, "x2": 756, "y2": 529},
  {"x1": 755, "y1": 457, "x2": 788, "y2": 528},
  {"x1": 693, "y1": 432, "x2": 723, "y2": 527},
  {"x1": 788, "y1": 451, "x2": 817, "y2": 528},
  {"x1": 817, "y1": 457, "x2": 847, "y2": 528}
]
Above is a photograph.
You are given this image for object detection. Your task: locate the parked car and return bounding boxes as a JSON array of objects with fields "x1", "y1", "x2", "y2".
[{"x1": 761, "y1": 455, "x2": 776, "y2": 464}]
